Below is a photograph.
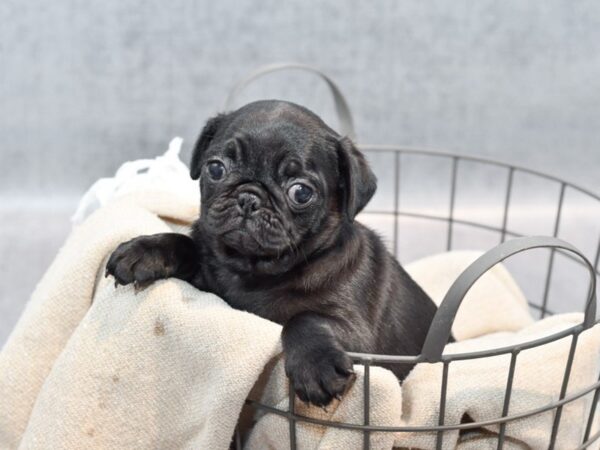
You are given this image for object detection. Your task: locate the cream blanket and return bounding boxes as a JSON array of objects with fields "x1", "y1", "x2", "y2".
[{"x1": 0, "y1": 192, "x2": 598, "y2": 450}]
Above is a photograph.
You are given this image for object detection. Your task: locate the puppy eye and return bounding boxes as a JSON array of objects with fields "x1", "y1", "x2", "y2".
[
  {"x1": 207, "y1": 161, "x2": 226, "y2": 180},
  {"x1": 287, "y1": 183, "x2": 314, "y2": 205}
]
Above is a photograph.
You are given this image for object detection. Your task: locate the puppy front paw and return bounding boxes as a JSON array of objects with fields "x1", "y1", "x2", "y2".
[
  {"x1": 285, "y1": 344, "x2": 355, "y2": 407},
  {"x1": 105, "y1": 236, "x2": 175, "y2": 289}
]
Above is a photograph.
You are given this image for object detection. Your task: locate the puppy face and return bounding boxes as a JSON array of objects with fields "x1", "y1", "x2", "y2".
[{"x1": 190, "y1": 100, "x2": 377, "y2": 275}]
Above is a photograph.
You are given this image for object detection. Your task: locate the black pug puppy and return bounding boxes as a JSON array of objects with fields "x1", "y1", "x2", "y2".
[{"x1": 106, "y1": 100, "x2": 437, "y2": 406}]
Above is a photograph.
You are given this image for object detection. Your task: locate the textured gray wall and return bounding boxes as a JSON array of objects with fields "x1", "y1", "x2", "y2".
[
  {"x1": 1, "y1": 1, "x2": 600, "y2": 343},
  {"x1": 2, "y1": 0, "x2": 600, "y2": 195}
]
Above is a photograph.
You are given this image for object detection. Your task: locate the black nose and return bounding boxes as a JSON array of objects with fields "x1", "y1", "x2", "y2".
[{"x1": 238, "y1": 192, "x2": 261, "y2": 215}]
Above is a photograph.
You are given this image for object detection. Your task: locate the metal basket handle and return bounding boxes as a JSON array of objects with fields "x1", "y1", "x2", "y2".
[
  {"x1": 223, "y1": 62, "x2": 356, "y2": 139},
  {"x1": 421, "y1": 236, "x2": 598, "y2": 363}
]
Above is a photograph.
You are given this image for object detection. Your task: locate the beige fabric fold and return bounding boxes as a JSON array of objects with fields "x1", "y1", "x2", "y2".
[
  {"x1": 396, "y1": 313, "x2": 600, "y2": 449},
  {"x1": 405, "y1": 251, "x2": 533, "y2": 341},
  {"x1": 0, "y1": 192, "x2": 197, "y2": 448},
  {"x1": 0, "y1": 192, "x2": 597, "y2": 450},
  {"x1": 245, "y1": 362, "x2": 403, "y2": 450}
]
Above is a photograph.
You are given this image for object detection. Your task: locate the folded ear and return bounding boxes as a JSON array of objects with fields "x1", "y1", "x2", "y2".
[
  {"x1": 336, "y1": 137, "x2": 377, "y2": 221},
  {"x1": 190, "y1": 114, "x2": 226, "y2": 180}
]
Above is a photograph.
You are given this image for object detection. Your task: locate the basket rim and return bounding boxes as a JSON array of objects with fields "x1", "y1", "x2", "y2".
[
  {"x1": 246, "y1": 374, "x2": 600, "y2": 433},
  {"x1": 358, "y1": 143, "x2": 600, "y2": 202}
]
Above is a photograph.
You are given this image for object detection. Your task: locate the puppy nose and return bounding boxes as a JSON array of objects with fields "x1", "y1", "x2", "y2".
[{"x1": 238, "y1": 192, "x2": 261, "y2": 214}]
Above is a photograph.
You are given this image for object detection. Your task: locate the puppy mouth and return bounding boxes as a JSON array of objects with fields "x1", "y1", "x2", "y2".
[
  {"x1": 220, "y1": 225, "x2": 293, "y2": 258},
  {"x1": 206, "y1": 194, "x2": 298, "y2": 259}
]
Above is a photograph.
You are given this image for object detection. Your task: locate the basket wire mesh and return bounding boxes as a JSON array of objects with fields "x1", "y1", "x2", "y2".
[{"x1": 224, "y1": 64, "x2": 600, "y2": 449}]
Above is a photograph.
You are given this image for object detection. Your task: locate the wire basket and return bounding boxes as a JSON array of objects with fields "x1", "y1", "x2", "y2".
[{"x1": 226, "y1": 64, "x2": 600, "y2": 450}]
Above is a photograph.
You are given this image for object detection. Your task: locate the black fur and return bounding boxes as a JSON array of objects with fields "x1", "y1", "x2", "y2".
[{"x1": 106, "y1": 100, "x2": 438, "y2": 406}]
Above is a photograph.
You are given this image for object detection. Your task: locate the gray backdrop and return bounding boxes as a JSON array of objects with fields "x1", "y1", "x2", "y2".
[{"x1": 1, "y1": 0, "x2": 600, "y2": 344}]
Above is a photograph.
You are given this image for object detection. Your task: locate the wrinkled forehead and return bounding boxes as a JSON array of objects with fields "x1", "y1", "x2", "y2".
[{"x1": 217, "y1": 120, "x2": 338, "y2": 178}]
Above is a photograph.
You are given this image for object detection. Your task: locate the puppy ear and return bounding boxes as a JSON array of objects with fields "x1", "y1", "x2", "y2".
[
  {"x1": 190, "y1": 114, "x2": 226, "y2": 180},
  {"x1": 336, "y1": 137, "x2": 377, "y2": 220}
]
